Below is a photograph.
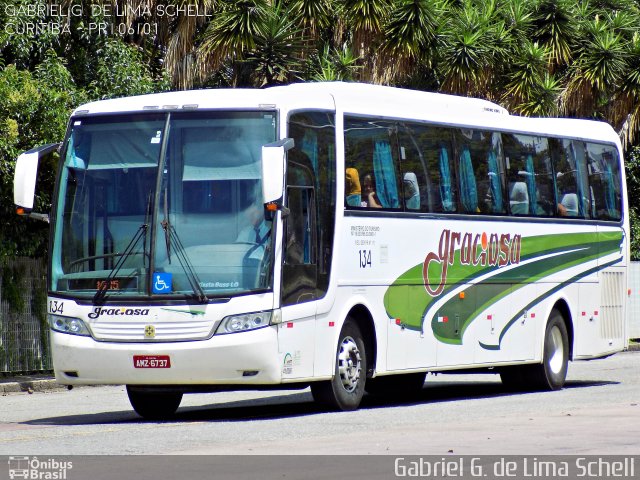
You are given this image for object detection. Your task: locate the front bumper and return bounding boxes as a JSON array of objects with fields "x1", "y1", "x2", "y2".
[{"x1": 51, "y1": 326, "x2": 282, "y2": 386}]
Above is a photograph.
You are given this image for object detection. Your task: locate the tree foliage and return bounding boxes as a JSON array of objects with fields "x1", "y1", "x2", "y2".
[
  {"x1": 3, "y1": 0, "x2": 640, "y2": 256},
  {"x1": 0, "y1": 1, "x2": 167, "y2": 255}
]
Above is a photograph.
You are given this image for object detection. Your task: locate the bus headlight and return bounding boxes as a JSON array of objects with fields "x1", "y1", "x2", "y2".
[
  {"x1": 215, "y1": 311, "x2": 273, "y2": 335},
  {"x1": 49, "y1": 314, "x2": 91, "y2": 336}
]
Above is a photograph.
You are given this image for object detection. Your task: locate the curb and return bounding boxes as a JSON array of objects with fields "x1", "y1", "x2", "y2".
[{"x1": 0, "y1": 377, "x2": 63, "y2": 394}]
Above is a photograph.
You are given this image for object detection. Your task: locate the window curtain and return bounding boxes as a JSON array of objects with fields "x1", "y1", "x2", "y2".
[
  {"x1": 459, "y1": 147, "x2": 477, "y2": 212},
  {"x1": 439, "y1": 146, "x2": 454, "y2": 211},
  {"x1": 525, "y1": 154, "x2": 537, "y2": 215},
  {"x1": 487, "y1": 150, "x2": 503, "y2": 213},
  {"x1": 373, "y1": 140, "x2": 399, "y2": 208}
]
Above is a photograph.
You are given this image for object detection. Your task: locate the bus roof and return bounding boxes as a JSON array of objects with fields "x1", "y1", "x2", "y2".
[{"x1": 73, "y1": 82, "x2": 621, "y2": 147}]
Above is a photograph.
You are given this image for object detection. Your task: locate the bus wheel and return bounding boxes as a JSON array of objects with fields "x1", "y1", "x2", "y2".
[
  {"x1": 126, "y1": 386, "x2": 183, "y2": 420},
  {"x1": 311, "y1": 320, "x2": 366, "y2": 411},
  {"x1": 530, "y1": 309, "x2": 569, "y2": 390}
]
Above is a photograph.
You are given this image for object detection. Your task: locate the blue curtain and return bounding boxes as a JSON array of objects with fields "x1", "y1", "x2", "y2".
[
  {"x1": 439, "y1": 147, "x2": 454, "y2": 211},
  {"x1": 459, "y1": 147, "x2": 477, "y2": 212},
  {"x1": 525, "y1": 154, "x2": 537, "y2": 215},
  {"x1": 301, "y1": 131, "x2": 318, "y2": 173},
  {"x1": 487, "y1": 150, "x2": 502, "y2": 213},
  {"x1": 373, "y1": 140, "x2": 399, "y2": 208}
]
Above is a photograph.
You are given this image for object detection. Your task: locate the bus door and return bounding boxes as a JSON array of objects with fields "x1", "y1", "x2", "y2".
[{"x1": 278, "y1": 149, "x2": 318, "y2": 379}]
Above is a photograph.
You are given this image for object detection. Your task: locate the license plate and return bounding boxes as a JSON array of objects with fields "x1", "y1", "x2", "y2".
[{"x1": 133, "y1": 355, "x2": 171, "y2": 368}]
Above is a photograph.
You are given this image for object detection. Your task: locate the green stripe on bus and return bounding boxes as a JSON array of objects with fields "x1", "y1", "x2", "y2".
[
  {"x1": 383, "y1": 231, "x2": 624, "y2": 344},
  {"x1": 479, "y1": 256, "x2": 622, "y2": 350}
]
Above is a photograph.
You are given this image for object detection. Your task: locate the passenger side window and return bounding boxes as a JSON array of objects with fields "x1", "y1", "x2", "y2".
[
  {"x1": 553, "y1": 140, "x2": 590, "y2": 218},
  {"x1": 454, "y1": 129, "x2": 506, "y2": 214},
  {"x1": 345, "y1": 117, "x2": 401, "y2": 210},
  {"x1": 396, "y1": 123, "x2": 456, "y2": 213},
  {"x1": 586, "y1": 143, "x2": 622, "y2": 221},
  {"x1": 503, "y1": 134, "x2": 555, "y2": 216}
]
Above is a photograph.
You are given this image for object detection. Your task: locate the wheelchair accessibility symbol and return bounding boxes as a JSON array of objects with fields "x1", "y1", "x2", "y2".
[{"x1": 153, "y1": 272, "x2": 172, "y2": 294}]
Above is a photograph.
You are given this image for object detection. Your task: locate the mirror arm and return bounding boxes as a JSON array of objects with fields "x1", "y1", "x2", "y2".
[{"x1": 28, "y1": 213, "x2": 50, "y2": 223}]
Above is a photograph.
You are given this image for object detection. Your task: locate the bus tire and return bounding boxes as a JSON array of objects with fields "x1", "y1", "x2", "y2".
[
  {"x1": 311, "y1": 319, "x2": 366, "y2": 411},
  {"x1": 126, "y1": 386, "x2": 183, "y2": 420},
  {"x1": 529, "y1": 309, "x2": 569, "y2": 390}
]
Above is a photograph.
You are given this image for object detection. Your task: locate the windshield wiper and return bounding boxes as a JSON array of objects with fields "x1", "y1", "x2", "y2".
[
  {"x1": 161, "y1": 189, "x2": 207, "y2": 303},
  {"x1": 93, "y1": 223, "x2": 148, "y2": 304},
  {"x1": 93, "y1": 194, "x2": 152, "y2": 304}
]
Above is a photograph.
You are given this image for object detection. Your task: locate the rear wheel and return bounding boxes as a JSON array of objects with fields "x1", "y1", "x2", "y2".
[
  {"x1": 126, "y1": 386, "x2": 183, "y2": 420},
  {"x1": 311, "y1": 319, "x2": 367, "y2": 411},
  {"x1": 530, "y1": 309, "x2": 569, "y2": 390}
]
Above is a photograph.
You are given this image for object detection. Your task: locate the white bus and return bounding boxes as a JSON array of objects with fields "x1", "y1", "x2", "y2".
[{"x1": 14, "y1": 82, "x2": 629, "y2": 419}]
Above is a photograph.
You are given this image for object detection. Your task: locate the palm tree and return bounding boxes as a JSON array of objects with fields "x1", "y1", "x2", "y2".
[
  {"x1": 500, "y1": 0, "x2": 536, "y2": 43},
  {"x1": 311, "y1": 44, "x2": 361, "y2": 81},
  {"x1": 439, "y1": 0, "x2": 510, "y2": 98},
  {"x1": 563, "y1": 23, "x2": 627, "y2": 118},
  {"x1": 337, "y1": 0, "x2": 393, "y2": 81},
  {"x1": 378, "y1": 0, "x2": 442, "y2": 83},
  {"x1": 286, "y1": 0, "x2": 334, "y2": 41},
  {"x1": 613, "y1": 33, "x2": 640, "y2": 147},
  {"x1": 243, "y1": 4, "x2": 308, "y2": 86},
  {"x1": 531, "y1": 0, "x2": 579, "y2": 71},
  {"x1": 515, "y1": 73, "x2": 562, "y2": 116},
  {"x1": 502, "y1": 41, "x2": 550, "y2": 109},
  {"x1": 163, "y1": 0, "x2": 219, "y2": 89},
  {"x1": 197, "y1": 0, "x2": 270, "y2": 85}
]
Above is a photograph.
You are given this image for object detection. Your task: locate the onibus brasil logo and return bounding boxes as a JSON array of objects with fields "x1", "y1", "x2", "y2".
[{"x1": 8, "y1": 457, "x2": 73, "y2": 479}]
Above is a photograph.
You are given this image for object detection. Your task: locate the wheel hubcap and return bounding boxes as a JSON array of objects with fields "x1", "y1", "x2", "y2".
[
  {"x1": 338, "y1": 336, "x2": 361, "y2": 392},
  {"x1": 548, "y1": 326, "x2": 564, "y2": 374}
]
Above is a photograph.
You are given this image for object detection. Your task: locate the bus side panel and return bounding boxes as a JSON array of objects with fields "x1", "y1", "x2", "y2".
[
  {"x1": 574, "y1": 224, "x2": 627, "y2": 359},
  {"x1": 574, "y1": 280, "x2": 603, "y2": 358},
  {"x1": 278, "y1": 301, "x2": 316, "y2": 380},
  {"x1": 474, "y1": 283, "x2": 536, "y2": 364}
]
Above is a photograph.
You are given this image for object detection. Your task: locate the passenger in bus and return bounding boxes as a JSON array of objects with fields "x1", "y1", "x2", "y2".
[
  {"x1": 509, "y1": 182, "x2": 529, "y2": 215},
  {"x1": 345, "y1": 168, "x2": 362, "y2": 207},
  {"x1": 403, "y1": 172, "x2": 420, "y2": 210},
  {"x1": 559, "y1": 193, "x2": 579, "y2": 217},
  {"x1": 362, "y1": 173, "x2": 382, "y2": 208}
]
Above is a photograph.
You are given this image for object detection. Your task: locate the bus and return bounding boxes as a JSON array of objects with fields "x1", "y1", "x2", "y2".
[{"x1": 14, "y1": 82, "x2": 629, "y2": 419}]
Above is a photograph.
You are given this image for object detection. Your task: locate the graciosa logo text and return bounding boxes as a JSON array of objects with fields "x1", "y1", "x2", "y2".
[
  {"x1": 423, "y1": 229, "x2": 522, "y2": 296},
  {"x1": 88, "y1": 307, "x2": 150, "y2": 319}
]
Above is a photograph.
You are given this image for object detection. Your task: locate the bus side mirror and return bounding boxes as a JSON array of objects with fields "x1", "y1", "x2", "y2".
[
  {"x1": 14, "y1": 143, "x2": 60, "y2": 223},
  {"x1": 261, "y1": 138, "x2": 294, "y2": 206}
]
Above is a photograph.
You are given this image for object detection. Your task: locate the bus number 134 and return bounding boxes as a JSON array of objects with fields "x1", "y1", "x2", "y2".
[{"x1": 359, "y1": 249, "x2": 372, "y2": 268}]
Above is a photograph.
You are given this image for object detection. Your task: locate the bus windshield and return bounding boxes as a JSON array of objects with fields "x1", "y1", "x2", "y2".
[{"x1": 51, "y1": 111, "x2": 277, "y2": 300}]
